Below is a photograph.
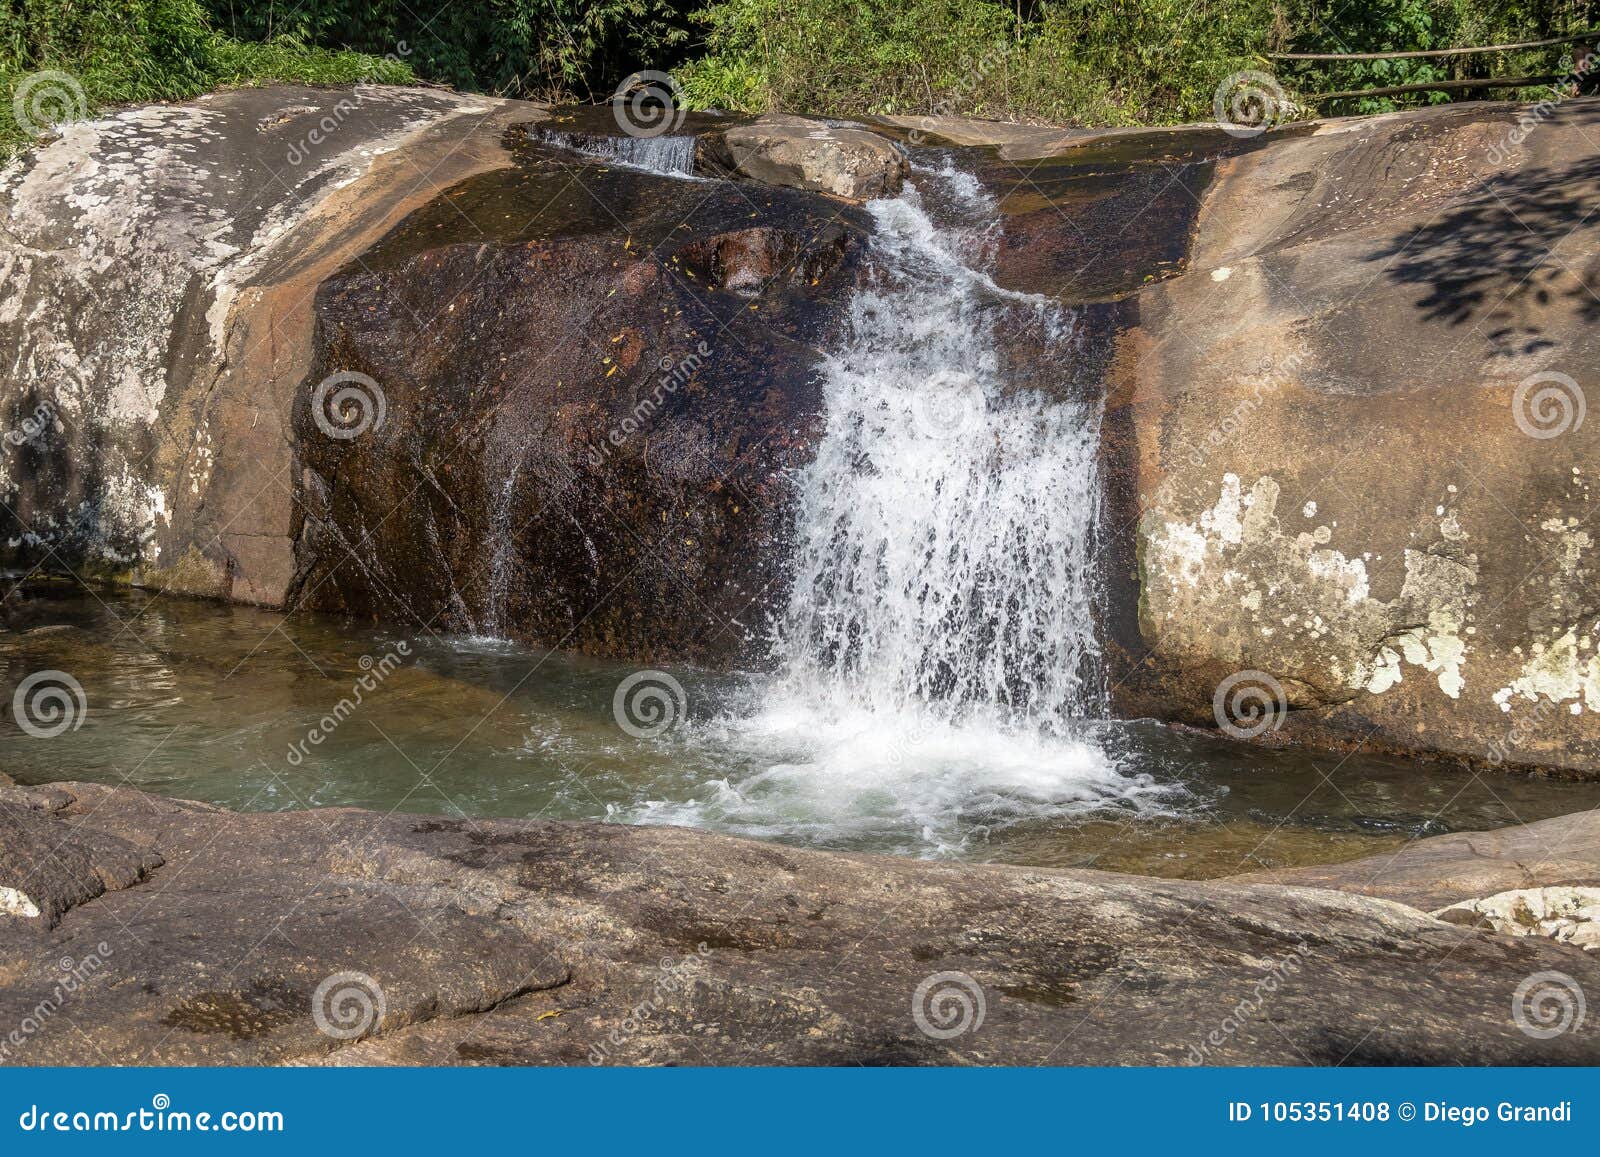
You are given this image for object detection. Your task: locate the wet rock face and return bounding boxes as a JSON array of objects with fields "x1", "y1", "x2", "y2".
[
  {"x1": 1101, "y1": 100, "x2": 1600, "y2": 776},
  {"x1": 288, "y1": 148, "x2": 867, "y2": 663}
]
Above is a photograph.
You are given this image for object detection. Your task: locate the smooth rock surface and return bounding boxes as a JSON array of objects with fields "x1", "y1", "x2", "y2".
[
  {"x1": 2, "y1": 783, "x2": 1599, "y2": 1065},
  {"x1": 699, "y1": 114, "x2": 910, "y2": 200},
  {"x1": 1100, "y1": 99, "x2": 1600, "y2": 776},
  {"x1": 1234, "y1": 807, "x2": 1600, "y2": 910}
]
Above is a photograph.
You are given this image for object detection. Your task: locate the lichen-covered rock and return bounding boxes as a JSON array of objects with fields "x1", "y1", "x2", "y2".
[
  {"x1": 699, "y1": 114, "x2": 909, "y2": 200},
  {"x1": 0, "y1": 85, "x2": 530, "y2": 604},
  {"x1": 1433, "y1": 887, "x2": 1600, "y2": 951},
  {"x1": 1101, "y1": 100, "x2": 1600, "y2": 776}
]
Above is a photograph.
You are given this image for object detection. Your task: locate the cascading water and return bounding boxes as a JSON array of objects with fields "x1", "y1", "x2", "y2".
[
  {"x1": 774, "y1": 164, "x2": 1105, "y2": 731},
  {"x1": 530, "y1": 127, "x2": 699, "y2": 178},
  {"x1": 622, "y1": 161, "x2": 1177, "y2": 855}
]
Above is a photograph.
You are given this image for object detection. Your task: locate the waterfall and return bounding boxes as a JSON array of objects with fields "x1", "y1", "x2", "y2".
[
  {"x1": 774, "y1": 163, "x2": 1106, "y2": 732},
  {"x1": 632, "y1": 161, "x2": 1172, "y2": 856},
  {"x1": 530, "y1": 127, "x2": 699, "y2": 178}
]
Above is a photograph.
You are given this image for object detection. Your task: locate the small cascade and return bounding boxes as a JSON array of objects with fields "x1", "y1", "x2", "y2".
[
  {"x1": 773, "y1": 161, "x2": 1106, "y2": 733},
  {"x1": 481, "y1": 451, "x2": 527, "y2": 637},
  {"x1": 629, "y1": 159, "x2": 1171, "y2": 856},
  {"x1": 529, "y1": 127, "x2": 699, "y2": 178}
]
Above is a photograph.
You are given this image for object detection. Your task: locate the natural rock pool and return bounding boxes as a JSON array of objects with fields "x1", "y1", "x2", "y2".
[{"x1": 6, "y1": 581, "x2": 1599, "y2": 878}]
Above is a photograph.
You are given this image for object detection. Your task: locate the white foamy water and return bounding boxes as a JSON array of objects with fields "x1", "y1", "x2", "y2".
[
  {"x1": 533, "y1": 128, "x2": 699, "y2": 177},
  {"x1": 613, "y1": 162, "x2": 1178, "y2": 854}
]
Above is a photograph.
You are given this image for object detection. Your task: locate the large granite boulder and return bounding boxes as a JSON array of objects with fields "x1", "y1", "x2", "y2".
[
  {"x1": 3, "y1": 782, "x2": 1599, "y2": 1065},
  {"x1": 0, "y1": 85, "x2": 534, "y2": 605},
  {"x1": 1098, "y1": 99, "x2": 1600, "y2": 777},
  {"x1": 287, "y1": 136, "x2": 867, "y2": 662},
  {"x1": 698, "y1": 114, "x2": 910, "y2": 201}
]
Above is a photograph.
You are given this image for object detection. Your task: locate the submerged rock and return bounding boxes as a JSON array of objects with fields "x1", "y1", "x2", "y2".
[{"x1": 3, "y1": 782, "x2": 1599, "y2": 1065}]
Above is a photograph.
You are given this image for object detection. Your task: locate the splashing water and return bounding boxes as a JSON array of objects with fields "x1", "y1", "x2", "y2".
[{"x1": 620, "y1": 161, "x2": 1177, "y2": 853}]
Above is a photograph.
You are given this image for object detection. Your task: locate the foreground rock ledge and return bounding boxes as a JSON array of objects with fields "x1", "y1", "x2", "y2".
[{"x1": 2, "y1": 782, "x2": 1598, "y2": 1065}]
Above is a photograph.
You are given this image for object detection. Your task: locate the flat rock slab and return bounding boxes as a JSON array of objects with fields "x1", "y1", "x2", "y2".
[
  {"x1": 1234, "y1": 808, "x2": 1600, "y2": 912},
  {"x1": 2, "y1": 785, "x2": 1598, "y2": 1065}
]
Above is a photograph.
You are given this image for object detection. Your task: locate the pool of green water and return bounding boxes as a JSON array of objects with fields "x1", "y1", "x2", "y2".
[{"x1": 3, "y1": 579, "x2": 1597, "y2": 880}]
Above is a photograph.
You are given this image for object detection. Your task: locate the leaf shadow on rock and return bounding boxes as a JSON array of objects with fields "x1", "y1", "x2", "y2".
[{"x1": 1365, "y1": 150, "x2": 1600, "y2": 361}]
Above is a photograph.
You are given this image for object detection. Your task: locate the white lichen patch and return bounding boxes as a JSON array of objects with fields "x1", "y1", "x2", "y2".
[
  {"x1": 1432, "y1": 886, "x2": 1600, "y2": 952},
  {"x1": 0, "y1": 886, "x2": 41, "y2": 919},
  {"x1": 1140, "y1": 473, "x2": 1477, "y2": 703},
  {"x1": 1493, "y1": 628, "x2": 1600, "y2": 713}
]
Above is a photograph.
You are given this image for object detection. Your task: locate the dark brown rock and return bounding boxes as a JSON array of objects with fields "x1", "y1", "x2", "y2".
[{"x1": 285, "y1": 150, "x2": 868, "y2": 663}]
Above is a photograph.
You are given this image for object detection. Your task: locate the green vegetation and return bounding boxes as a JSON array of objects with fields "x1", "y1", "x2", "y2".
[
  {"x1": 677, "y1": 0, "x2": 1600, "y2": 124},
  {"x1": 1, "y1": 0, "x2": 411, "y2": 156},
  {"x1": 3, "y1": 0, "x2": 1598, "y2": 159}
]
